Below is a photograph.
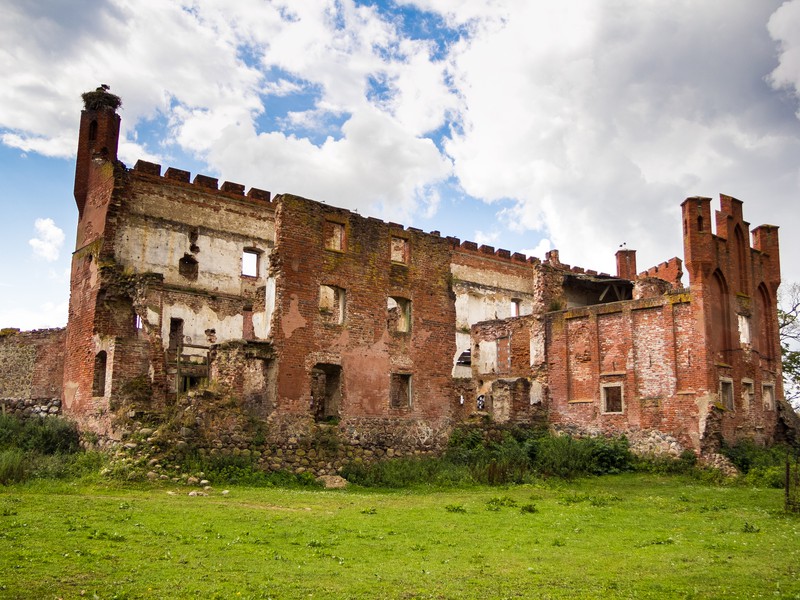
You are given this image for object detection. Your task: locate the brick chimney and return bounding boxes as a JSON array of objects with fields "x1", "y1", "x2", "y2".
[
  {"x1": 615, "y1": 248, "x2": 637, "y2": 281},
  {"x1": 74, "y1": 85, "x2": 121, "y2": 216}
]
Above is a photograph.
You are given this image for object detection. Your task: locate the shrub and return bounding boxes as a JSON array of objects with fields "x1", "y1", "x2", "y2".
[
  {"x1": 721, "y1": 440, "x2": 790, "y2": 474},
  {"x1": 0, "y1": 449, "x2": 26, "y2": 485},
  {"x1": 0, "y1": 414, "x2": 81, "y2": 455}
]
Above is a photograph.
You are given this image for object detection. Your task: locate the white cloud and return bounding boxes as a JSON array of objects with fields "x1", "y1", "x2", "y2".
[
  {"x1": 29, "y1": 218, "x2": 65, "y2": 262},
  {"x1": 2, "y1": 0, "x2": 800, "y2": 290},
  {"x1": 437, "y1": 0, "x2": 800, "y2": 278}
]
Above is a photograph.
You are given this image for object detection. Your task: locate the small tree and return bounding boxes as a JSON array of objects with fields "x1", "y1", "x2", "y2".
[{"x1": 779, "y1": 282, "x2": 800, "y2": 407}]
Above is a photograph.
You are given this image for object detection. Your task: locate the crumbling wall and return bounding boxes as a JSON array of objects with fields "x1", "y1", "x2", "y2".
[
  {"x1": 0, "y1": 328, "x2": 65, "y2": 414},
  {"x1": 270, "y1": 194, "x2": 458, "y2": 433}
]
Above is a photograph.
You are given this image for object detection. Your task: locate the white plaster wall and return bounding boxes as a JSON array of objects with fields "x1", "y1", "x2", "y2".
[
  {"x1": 453, "y1": 284, "x2": 533, "y2": 330},
  {"x1": 115, "y1": 223, "x2": 272, "y2": 296},
  {"x1": 161, "y1": 303, "x2": 244, "y2": 353},
  {"x1": 477, "y1": 340, "x2": 498, "y2": 375}
]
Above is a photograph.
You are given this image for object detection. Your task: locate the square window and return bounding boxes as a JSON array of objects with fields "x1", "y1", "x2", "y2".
[
  {"x1": 242, "y1": 249, "x2": 259, "y2": 277},
  {"x1": 602, "y1": 383, "x2": 623, "y2": 413},
  {"x1": 720, "y1": 379, "x2": 734, "y2": 411},
  {"x1": 320, "y1": 285, "x2": 345, "y2": 324},
  {"x1": 390, "y1": 373, "x2": 412, "y2": 409},
  {"x1": 388, "y1": 296, "x2": 411, "y2": 332},
  {"x1": 762, "y1": 384, "x2": 775, "y2": 411},
  {"x1": 325, "y1": 221, "x2": 346, "y2": 251},
  {"x1": 391, "y1": 236, "x2": 409, "y2": 263}
]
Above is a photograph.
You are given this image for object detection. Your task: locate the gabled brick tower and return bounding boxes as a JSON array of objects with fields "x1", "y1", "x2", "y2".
[{"x1": 681, "y1": 195, "x2": 783, "y2": 446}]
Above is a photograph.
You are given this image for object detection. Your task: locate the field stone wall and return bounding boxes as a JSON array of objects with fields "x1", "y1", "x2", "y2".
[{"x1": 0, "y1": 328, "x2": 65, "y2": 417}]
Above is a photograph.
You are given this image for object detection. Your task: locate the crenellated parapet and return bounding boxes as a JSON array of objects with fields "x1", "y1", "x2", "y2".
[
  {"x1": 131, "y1": 160, "x2": 273, "y2": 206},
  {"x1": 638, "y1": 257, "x2": 683, "y2": 288}
]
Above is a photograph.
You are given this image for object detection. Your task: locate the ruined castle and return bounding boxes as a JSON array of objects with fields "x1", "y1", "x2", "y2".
[{"x1": 0, "y1": 89, "x2": 792, "y2": 468}]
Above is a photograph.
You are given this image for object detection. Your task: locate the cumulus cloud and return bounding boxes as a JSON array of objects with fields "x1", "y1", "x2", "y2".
[
  {"x1": 29, "y1": 218, "x2": 65, "y2": 262},
  {"x1": 436, "y1": 0, "x2": 800, "y2": 276},
  {"x1": 2, "y1": 0, "x2": 800, "y2": 289}
]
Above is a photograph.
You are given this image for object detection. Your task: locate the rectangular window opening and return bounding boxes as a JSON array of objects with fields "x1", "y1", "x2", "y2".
[
  {"x1": 390, "y1": 373, "x2": 412, "y2": 409},
  {"x1": 391, "y1": 236, "x2": 409, "y2": 264},
  {"x1": 602, "y1": 383, "x2": 623, "y2": 414},
  {"x1": 319, "y1": 285, "x2": 345, "y2": 324},
  {"x1": 511, "y1": 299, "x2": 521, "y2": 317},
  {"x1": 742, "y1": 380, "x2": 754, "y2": 411},
  {"x1": 388, "y1": 296, "x2": 411, "y2": 332},
  {"x1": 242, "y1": 249, "x2": 259, "y2": 277},
  {"x1": 93, "y1": 351, "x2": 107, "y2": 397},
  {"x1": 325, "y1": 221, "x2": 346, "y2": 251},
  {"x1": 720, "y1": 379, "x2": 734, "y2": 411},
  {"x1": 762, "y1": 383, "x2": 775, "y2": 411}
]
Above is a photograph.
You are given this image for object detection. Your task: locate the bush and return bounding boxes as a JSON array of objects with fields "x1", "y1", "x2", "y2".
[
  {"x1": 721, "y1": 440, "x2": 791, "y2": 474},
  {"x1": 0, "y1": 414, "x2": 81, "y2": 455},
  {"x1": 0, "y1": 449, "x2": 27, "y2": 485}
]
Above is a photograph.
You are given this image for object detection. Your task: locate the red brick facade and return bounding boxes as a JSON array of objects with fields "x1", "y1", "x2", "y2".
[{"x1": 53, "y1": 91, "x2": 790, "y2": 459}]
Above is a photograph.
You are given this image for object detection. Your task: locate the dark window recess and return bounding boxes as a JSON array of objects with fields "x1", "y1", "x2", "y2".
[
  {"x1": 179, "y1": 254, "x2": 198, "y2": 280},
  {"x1": 311, "y1": 364, "x2": 342, "y2": 422},
  {"x1": 93, "y1": 351, "x2": 107, "y2": 396},
  {"x1": 720, "y1": 380, "x2": 734, "y2": 411},
  {"x1": 602, "y1": 385, "x2": 623, "y2": 413},
  {"x1": 456, "y1": 350, "x2": 472, "y2": 366},
  {"x1": 390, "y1": 373, "x2": 412, "y2": 409},
  {"x1": 168, "y1": 318, "x2": 184, "y2": 352}
]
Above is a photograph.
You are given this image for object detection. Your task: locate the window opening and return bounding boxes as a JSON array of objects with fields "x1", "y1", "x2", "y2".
[
  {"x1": 93, "y1": 351, "x2": 107, "y2": 397},
  {"x1": 456, "y1": 350, "x2": 472, "y2": 366},
  {"x1": 601, "y1": 383, "x2": 623, "y2": 414},
  {"x1": 738, "y1": 314, "x2": 751, "y2": 346},
  {"x1": 762, "y1": 384, "x2": 775, "y2": 411},
  {"x1": 179, "y1": 254, "x2": 198, "y2": 280},
  {"x1": 497, "y1": 336, "x2": 511, "y2": 374},
  {"x1": 742, "y1": 380, "x2": 754, "y2": 411},
  {"x1": 242, "y1": 249, "x2": 259, "y2": 277},
  {"x1": 388, "y1": 296, "x2": 411, "y2": 332},
  {"x1": 391, "y1": 236, "x2": 409, "y2": 264},
  {"x1": 243, "y1": 306, "x2": 254, "y2": 340},
  {"x1": 168, "y1": 318, "x2": 184, "y2": 352},
  {"x1": 134, "y1": 313, "x2": 142, "y2": 331},
  {"x1": 311, "y1": 364, "x2": 342, "y2": 422},
  {"x1": 390, "y1": 373, "x2": 412, "y2": 409},
  {"x1": 325, "y1": 221, "x2": 345, "y2": 251},
  {"x1": 720, "y1": 379, "x2": 734, "y2": 411},
  {"x1": 319, "y1": 285, "x2": 345, "y2": 324},
  {"x1": 88, "y1": 120, "x2": 98, "y2": 142},
  {"x1": 510, "y1": 299, "x2": 521, "y2": 317}
]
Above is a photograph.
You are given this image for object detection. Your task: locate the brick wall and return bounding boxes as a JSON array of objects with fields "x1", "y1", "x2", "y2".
[
  {"x1": 0, "y1": 328, "x2": 65, "y2": 406},
  {"x1": 270, "y1": 194, "x2": 458, "y2": 444}
]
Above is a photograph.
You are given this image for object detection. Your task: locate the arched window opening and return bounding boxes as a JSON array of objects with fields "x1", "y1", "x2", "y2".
[
  {"x1": 710, "y1": 270, "x2": 732, "y2": 363},
  {"x1": 757, "y1": 284, "x2": 775, "y2": 361},
  {"x1": 733, "y1": 225, "x2": 749, "y2": 294},
  {"x1": 88, "y1": 120, "x2": 98, "y2": 142}
]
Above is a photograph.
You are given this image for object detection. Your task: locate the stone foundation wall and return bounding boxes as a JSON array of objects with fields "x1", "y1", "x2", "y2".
[{"x1": 0, "y1": 397, "x2": 62, "y2": 418}]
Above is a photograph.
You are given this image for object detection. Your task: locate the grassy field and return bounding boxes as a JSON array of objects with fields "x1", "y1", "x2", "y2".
[{"x1": 1, "y1": 474, "x2": 798, "y2": 599}]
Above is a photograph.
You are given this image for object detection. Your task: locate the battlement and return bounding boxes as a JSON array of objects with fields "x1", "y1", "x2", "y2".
[
  {"x1": 639, "y1": 257, "x2": 683, "y2": 287},
  {"x1": 132, "y1": 159, "x2": 273, "y2": 205}
]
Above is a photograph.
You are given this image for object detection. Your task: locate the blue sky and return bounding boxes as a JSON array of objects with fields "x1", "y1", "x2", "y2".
[{"x1": 2, "y1": 0, "x2": 800, "y2": 330}]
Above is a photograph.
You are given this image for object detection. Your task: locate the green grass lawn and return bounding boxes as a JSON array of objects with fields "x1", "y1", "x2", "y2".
[{"x1": 1, "y1": 474, "x2": 798, "y2": 599}]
